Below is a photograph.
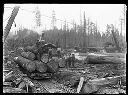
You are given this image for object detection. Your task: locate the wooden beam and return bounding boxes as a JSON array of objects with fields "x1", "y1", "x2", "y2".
[{"x1": 77, "y1": 77, "x2": 84, "y2": 93}]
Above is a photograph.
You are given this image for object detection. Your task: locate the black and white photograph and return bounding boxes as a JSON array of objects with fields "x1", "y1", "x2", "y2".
[{"x1": 3, "y1": 4, "x2": 126, "y2": 93}]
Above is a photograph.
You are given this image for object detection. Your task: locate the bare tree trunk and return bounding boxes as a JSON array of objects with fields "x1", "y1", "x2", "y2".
[
  {"x1": 83, "y1": 11, "x2": 87, "y2": 52},
  {"x1": 3, "y1": 6, "x2": 20, "y2": 42},
  {"x1": 111, "y1": 27, "x2": 121, "y2": 52}
]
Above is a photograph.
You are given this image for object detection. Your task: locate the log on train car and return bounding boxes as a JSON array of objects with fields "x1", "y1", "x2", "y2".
[
  {"x1": 34, "y1": 61, "x2": 47, "y2": 73},
  {"x1": 47, "y1": 58, "x2": 59, "y2": 73},
  {"x1": 21, "y1": 51, "x2": 35, "y2": 61},
  {"x1": 14, "y1": 56, "x2": 36, "y2": 72},
  {"x1": 24, "y1": 45, "x2": 38, "y2": 54},
  {"x1": 58, "y1": 58, "x2": 66, "y2": 68}
]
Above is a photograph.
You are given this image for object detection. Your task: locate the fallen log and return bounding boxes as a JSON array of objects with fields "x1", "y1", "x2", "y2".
[
  {"x1": 88, "y1": 75, "x2": 125, "y2": 86},
  {"x1": 3, "y1": 87, "x2": 26, "y2": 93},
  {"x1": 34, "y1": 61, "x2": 47, "y2": 73},
  {"x1": 81, "y1": 75, "x2": 126, "y2": 94},
  {"x1": 14, "y1": 56, "x2": 36, "y2": 72},
  {"x1": 47, "y1": 59, "x2": 59, "y2": 73},
  {"x1": 97, "y1": 87, "x2": 126, "y2": 94},
  {"x1": 102, "y1": 53, "x2": 126, "y2": 58},
  {"x1": 21, "y1": 51, "x2": 35, "y2": 61},
  {"x1": 97, "y1": 87, "x2": 119, "y2": 94},
  {"x1": 88, "y1": 76, "x2": 120, "y2": 86},
  {"x1": 86, "y1": 53, "x2": 125, "y2": 64},
  {"x1": 81, "y1": 82, "x2": 99, "y2": 94}
]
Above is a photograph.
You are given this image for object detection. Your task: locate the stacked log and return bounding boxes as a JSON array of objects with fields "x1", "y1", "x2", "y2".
[
  {"x1": 40, "y1": 54, "x2": 49, "y2": 63},
  {"x1": 13, "y1": 41, "x2": 61, "y2": 79},
  {"x1": 14, "y1": 56, "x2": 59, "y2": 74},
  {"x1": 58, "y1": 58, "x2": 66, "y2": 68},
  {"x1": 14, "y1": 56, "x2": 36, "y2": 72},
  {"x1": 47, "y1": 59, "x2": 59, "y2": 73},
  {"x1": 24, "y1": 45, "x2": 38, "y2": 54},
  {"x1": 14, "y1": 51, "x2": 59, "y2": 77},
  {"x1": 34, "y1": 61, "x2": 47, "y2": 73},
  {"x1": 21, "y1": 51, "x2": 35, "y2": 61}
]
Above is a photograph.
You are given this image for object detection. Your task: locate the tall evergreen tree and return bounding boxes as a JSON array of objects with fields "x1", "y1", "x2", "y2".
[
  {"x1": 83, "y1": 11, "x2": 87, "y2": 51},
  {"x1": 35, "y1": 6, "x2": 41, "y2": 27}
]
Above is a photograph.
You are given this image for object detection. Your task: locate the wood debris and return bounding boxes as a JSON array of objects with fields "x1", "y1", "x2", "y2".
[{"x1": 3, "y1": 47, "x2": 126, "y2": 93}]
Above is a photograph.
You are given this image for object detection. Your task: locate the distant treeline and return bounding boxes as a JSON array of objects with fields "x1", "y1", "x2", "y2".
[
  {"x1": 43, "y1": 24, "x2": 125, "y2": 49},
  {"x1": 5, "y1": 23, "x2": 126, "y2": 53}
]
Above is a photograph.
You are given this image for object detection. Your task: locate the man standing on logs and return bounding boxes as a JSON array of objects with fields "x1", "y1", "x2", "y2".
[
  {"x1": 36, "y1": 32, "x2": 46, "y2": 61},
  {"x1": 48, "y1": 48, "x2": 53, "y2": 59}
]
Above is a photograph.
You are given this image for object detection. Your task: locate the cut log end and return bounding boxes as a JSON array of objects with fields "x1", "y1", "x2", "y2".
[
  {"x1": 35, "y1": 61, "x2": 47, "y2": 73},
  {"x1": 47, "y1": 59, "x2": 59, "y2": 73}
]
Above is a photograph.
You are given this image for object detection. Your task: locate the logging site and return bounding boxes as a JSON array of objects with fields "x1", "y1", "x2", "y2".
[{"x1": 3, "y1": 4, "x2": 126, "y2": 94}]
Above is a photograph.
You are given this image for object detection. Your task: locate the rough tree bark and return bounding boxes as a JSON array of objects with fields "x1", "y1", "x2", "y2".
[
  {"x1": 47, "y1": 59, "x2": 59, "y2": 73},
  {"x1": 86, "y1": 53, "x2": 125, "y2": 64},
  {"x1": 14, "y1": 56, "x2": 36, "y2": 72},
  {"x1": 21, "y1": 51, "x2": 36, "y2": 61},
  {"x1": 34, "y1": 61, "x2": 47, "y2": 73}
]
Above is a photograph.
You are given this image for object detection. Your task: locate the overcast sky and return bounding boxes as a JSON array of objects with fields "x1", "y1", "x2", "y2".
[{"x1": 3, "y1": 4, "x2": 126, "y2": 35}]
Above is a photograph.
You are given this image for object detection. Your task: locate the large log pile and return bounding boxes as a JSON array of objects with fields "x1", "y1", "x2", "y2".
[{"x1": 13, "y1": 41, "x2": 59, "y2": 79}]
